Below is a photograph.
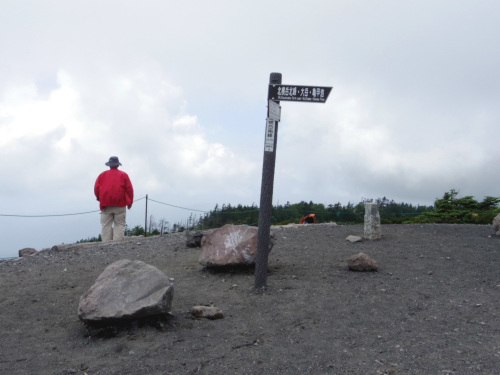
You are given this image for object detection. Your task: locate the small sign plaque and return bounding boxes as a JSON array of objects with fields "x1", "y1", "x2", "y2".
[
  {"x1": 264, "y1": 118, "x2": 275, "y2": 152},
  {"x1": 268, "y1": 100, "x2": 281, "y2": 121},
  {"x1": 268, "y1": 84, "x2": 332, "y2": 103}
]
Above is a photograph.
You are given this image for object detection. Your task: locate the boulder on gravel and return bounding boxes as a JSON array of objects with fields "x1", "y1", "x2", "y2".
[
  {"x1": 78, "y1": 259, "x2": 174, "y2": 324},
  {"x1": 348, "y1": 252, "x2": 378, "y2": 271},
  {"x1": 186, "y1": 230, "x2": 204, "y2": 247},
  {"x1": 199, "y1": 224, "x2": 271, "y2": 267},
  {"x1": 493, "y1": 213, "x2": 500, "y2": 236},
  {"x1": 18, "y1": 248, "x2": 37, "y2": 257}
]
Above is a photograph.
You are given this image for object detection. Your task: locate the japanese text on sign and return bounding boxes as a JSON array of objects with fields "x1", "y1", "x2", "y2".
[
  {"x1": 264, "y1": 118, "x2": 275, "y2": 152},
  {"x1": 268, "y1": 84, "x2": 332, "y2": 103}
]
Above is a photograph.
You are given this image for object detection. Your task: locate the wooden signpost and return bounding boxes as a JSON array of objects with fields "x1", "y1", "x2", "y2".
[{"x1": 254, "y1": 73, "x2": 333, "y2": 290}]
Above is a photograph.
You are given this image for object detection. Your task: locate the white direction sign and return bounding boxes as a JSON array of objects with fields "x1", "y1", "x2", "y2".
[
  {"x1": 268, "y1": 100, "x2": 281, "y2": 121},
  {"x1": 264, "y1": 118, "x2": 276, "y2": 152}
]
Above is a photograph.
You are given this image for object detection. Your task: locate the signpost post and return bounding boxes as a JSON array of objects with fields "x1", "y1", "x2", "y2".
[{"x1": 254, "y1": 73, "x2": 332, "y2": 290}]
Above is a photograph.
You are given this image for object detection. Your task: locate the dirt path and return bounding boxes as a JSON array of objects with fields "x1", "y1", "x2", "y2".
[{"x1": 1, "y1": 224, "x2": 499, "y2": 375}]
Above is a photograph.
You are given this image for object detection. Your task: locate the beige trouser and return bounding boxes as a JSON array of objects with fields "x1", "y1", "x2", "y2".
[{"x1": 100, "y1": 206, "x2": 127, "y2": 242}]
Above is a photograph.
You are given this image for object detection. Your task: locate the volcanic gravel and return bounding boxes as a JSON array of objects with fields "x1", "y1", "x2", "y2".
[{"x1": 0, "y1": 224, "x2": 499, "y2": 375}]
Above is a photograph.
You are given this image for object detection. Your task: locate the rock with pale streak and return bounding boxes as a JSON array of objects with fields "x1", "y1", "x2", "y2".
[{"x1": 199, "y1": 224, "x2": 273, "y2": 267}]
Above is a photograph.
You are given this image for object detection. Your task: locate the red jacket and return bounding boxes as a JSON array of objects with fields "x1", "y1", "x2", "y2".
[{"x1": 94, "y1": 168, "x2": 134, "y2": 210}]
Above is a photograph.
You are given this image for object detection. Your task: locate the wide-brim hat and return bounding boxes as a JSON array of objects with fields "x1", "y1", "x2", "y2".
[{"x1": 105, "y1": 156, "x2": 122, "y2": 167}]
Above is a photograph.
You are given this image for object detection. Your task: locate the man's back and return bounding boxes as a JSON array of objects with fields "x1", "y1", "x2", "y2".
[{"x1": 94, "y1": 168, "x2": 134, "y2": 210}]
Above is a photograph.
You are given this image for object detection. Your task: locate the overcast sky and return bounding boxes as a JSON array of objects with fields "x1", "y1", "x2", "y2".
[{"x1": 1, "y1": 0, "x2": 499, "y2": 258}]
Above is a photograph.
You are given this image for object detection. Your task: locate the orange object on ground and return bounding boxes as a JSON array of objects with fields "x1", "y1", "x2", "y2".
[{"x1": 299, "y1": 214, "x2": 317, "y2": 224}]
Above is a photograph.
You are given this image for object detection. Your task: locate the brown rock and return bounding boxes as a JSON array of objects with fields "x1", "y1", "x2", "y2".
[
  {"x1": 348, "y1": 252, "x2": 378, "y2": 271},
  {"x1": 191, "y1": 305, "x2": 224, "y2": 320},
  {"x1": 18, "y1": 248, "x2": 37, "y2": 257}
]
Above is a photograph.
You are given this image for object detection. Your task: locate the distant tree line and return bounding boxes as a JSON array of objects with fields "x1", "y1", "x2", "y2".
[
  {"x1": 194, "y1": 198, "x2": 433, "y2": 229},
  {"x1": 194, "y1": 190, "x2": 499, "y2": 229},
  {"x1": 76, "y1": 190, "x2": 500, "y2": 243}
]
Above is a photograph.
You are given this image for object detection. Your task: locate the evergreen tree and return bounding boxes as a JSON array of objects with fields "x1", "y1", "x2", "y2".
[{"x1": 410, "y1": 189, "x2": 499, "y2": 224}]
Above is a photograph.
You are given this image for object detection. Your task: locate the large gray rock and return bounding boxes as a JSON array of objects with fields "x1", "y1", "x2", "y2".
[
  {"x1": 364, "y1": 202, "x2": 382, "y2": 240},
  {"x1": 493, "y1": 213, "x2": 500, "y2": 236},
  {"x1": 78, "y1": 259, "x2": 174, "y2": 323},
  {"x1": 199, "y1": 224, "x2": 266, "y2": 267}
]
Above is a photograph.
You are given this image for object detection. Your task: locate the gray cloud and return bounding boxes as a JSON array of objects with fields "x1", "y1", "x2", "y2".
[{"x1": 1, "y1": 0, "x2": 499, "y2": 257}]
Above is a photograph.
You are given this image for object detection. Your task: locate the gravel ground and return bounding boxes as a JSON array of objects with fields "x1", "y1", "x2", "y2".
[{"x1": 0, "y1": 224, "x2": 499, "y2": 375}]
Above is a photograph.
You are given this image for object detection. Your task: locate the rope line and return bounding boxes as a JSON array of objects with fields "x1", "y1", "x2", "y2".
[
  {"x1": 0, "y1": 196, "x2": 256, "y2": 218},
  {"x1": 148, "y1": 199, "x2": 259, "y2": 214},
  {"x1": 0, "y1": 196, "x2": 147, "y2": 218},
  {"x1": 148, "y1": 198, "x2": 209, "y2": 213},
  {"x1": 0, "y1": 210, "x2": 101, "y2": 218}
]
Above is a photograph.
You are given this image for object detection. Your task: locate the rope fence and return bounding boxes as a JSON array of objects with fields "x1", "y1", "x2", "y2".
[
  {"x1": 0, "y1": 196, "x2": 261, "y2": 220},
  {"x1": 0, "y1": 195, "x2": 214, "y2": 244},
  {"x1": 0, "y1": 196, "x2": 194, "y2": 218}
]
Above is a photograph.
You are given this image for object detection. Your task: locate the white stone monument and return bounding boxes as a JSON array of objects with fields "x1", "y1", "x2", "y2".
[{"x1": 364, "y1": 203, "x2": 382, "y2": 240}]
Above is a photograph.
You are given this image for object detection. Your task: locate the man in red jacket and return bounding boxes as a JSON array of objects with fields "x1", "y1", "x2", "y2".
[{"x1": 94, "y1": 156, "x2": 134, "y2": 242}]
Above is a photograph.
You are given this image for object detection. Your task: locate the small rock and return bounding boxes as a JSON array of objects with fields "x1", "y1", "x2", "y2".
[
  {"x1": 347, "y1": 252, "x2": 378, "y2": 271},
  {"x1": 191, "y1": 305, "x2": 224, "y2": 320},
  {"x1": 346, "y1": 235, "x2": 362, "y2": 243},
  {"x1": 18, "y1": 248, "x2": 37, "y2": 257},
  {"x1": 186, "y1": 230, "x2": 203, "y2": 247}
]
